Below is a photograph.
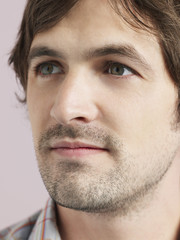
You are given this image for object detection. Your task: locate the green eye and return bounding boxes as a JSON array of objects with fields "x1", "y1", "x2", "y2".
[
  {"x1": 38, "y1": 62, "x2": 62, "y2": 75},
  {"x1": 108, "y1": 63, "x2": 133, "y2": 76}
]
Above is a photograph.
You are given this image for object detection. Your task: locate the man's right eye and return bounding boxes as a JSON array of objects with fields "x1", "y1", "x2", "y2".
[{"x1": 36, "y1": 62, "x2": 63, "y2": 76}]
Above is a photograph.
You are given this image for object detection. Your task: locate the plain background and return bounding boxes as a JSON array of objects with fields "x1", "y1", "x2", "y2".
[{"x1": 0, "y1": 1, "x2": 49, "y2": 229}]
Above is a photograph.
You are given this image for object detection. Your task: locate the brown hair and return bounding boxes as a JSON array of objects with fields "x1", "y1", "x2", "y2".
[{"x1": 9, "y1": 0, "x2": 180, "y2": 105}]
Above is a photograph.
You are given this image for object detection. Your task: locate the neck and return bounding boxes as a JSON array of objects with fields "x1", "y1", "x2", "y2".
[{"x1": 56, "y1": 155, "x2": 180, "y2": 240}]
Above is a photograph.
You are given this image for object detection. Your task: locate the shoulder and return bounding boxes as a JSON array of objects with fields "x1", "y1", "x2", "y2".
[{"x1": 0, "y1": 210, "x2": 42, "y2": 240}]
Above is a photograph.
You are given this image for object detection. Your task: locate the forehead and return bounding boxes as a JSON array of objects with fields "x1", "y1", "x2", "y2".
[{"x1": 31, "y1": 0, "x2": 160, "y2": 63}]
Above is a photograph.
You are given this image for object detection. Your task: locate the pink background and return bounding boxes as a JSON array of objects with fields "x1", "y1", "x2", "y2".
[{"x1": 0, "y1": 1, "x2": 48, "y2": 229}]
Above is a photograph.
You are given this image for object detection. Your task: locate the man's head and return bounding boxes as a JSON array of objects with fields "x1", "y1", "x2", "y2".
[{"x1": 10, "y1": 0, "x2": 180, "y2": 216}]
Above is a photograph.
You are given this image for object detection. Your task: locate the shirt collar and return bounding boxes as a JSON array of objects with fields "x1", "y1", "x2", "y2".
[{"x1": 28, "y1": 198, "x2": 61, "y2": 240}]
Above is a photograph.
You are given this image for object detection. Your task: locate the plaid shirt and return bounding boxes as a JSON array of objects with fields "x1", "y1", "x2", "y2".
[{"x1": 0, "y1": 198, "x2": 61, "y2": 240}]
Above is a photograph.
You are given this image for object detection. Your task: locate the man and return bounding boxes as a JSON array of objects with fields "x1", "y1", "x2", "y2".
[{"x1": 1, "y1": 0, "x2": 180, "y2": 239}]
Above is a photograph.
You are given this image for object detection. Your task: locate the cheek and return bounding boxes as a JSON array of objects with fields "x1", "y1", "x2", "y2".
[
  {"x1": 100, "y1": 83, "x2": 177, "y2": 153},
  {"x1": 27, "y1": 82, "x2": 54, "y2": 141}
]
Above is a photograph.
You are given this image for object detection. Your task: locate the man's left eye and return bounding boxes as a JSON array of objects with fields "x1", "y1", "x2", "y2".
[
  {"x1": 38, "y1": 62, "x2": 62, "y2": 76},
  {"x1": 107, "y1": 62, "x2": 134, "y2": 76}
]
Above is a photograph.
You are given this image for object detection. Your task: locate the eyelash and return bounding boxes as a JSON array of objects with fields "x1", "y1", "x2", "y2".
[
  {"x1": 103, "y1": 61, "x2": 136, "y2": 76},
  {"x1": 34, "y1": 61, "x2": 62, "y2": 76},
  {"x1": 33, "y1": 60, "x2": 137, "y2": 78}
]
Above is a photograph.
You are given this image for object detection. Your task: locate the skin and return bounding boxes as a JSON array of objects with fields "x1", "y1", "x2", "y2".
[{"x1": 27, "y1": 0, "x2": 180, "y2": 239}]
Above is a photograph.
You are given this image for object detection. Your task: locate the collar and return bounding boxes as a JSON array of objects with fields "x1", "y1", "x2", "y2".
[{"x1": 28, "y1": 198, "x2": 61, "y2": 240}]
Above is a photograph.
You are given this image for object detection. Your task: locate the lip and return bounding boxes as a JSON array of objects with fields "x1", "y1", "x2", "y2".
[{"x1": 51, "y1": 141, "x2": 108, "y2": 158}]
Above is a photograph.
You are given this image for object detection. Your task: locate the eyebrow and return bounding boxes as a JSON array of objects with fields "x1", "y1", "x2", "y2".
[
  {"x1": 28, "y1": 46, "x2": 66, "y2": 64},
  {"x1": 28, "y1": 44, "x2": 152, "y2": 72}
]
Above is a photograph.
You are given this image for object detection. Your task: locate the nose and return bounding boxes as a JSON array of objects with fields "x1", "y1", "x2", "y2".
[{"x1": 50, "y1": 72, "x2": 99, "y2": 125}]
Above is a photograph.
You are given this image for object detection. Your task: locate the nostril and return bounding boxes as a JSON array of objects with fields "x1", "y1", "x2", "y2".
[
  {"x1": 73, "y1": 116, "x2": 89, "y2": 123},
  {"x1": 77, "y1": 117, "x2": 86, "y2": 121}
]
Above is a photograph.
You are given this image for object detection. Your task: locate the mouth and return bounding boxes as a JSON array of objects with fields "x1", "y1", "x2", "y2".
[{"x1": 50, "y1": 141, "x2": 109, "y2": 158}]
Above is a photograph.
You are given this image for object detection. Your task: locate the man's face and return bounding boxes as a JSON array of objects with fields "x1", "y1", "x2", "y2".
[{"x1": 27, "y1": 0, "x2": 180, "y2": 215}]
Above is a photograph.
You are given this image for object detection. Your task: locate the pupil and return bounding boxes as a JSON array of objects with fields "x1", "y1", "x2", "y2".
[
  {"x1": 43, "y1": 64, "x2": 53, "y2": 74},
  {"x1": 112, "y1": 65, "x2": 124, "y2": 75}
]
